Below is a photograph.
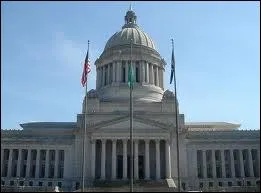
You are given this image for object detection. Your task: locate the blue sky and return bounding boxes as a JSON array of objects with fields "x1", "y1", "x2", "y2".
[{"x1": 1, "y1": 1, "x2": 260, "y2": 130}]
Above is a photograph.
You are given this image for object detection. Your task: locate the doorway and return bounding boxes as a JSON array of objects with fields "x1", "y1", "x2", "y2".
[{"x1": 139, "y1": 155, "x2": 144, "y2": 179}]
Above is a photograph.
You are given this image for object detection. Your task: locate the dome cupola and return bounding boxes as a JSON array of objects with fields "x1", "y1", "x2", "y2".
[{"x1": 104, "y1": 7, "x2": 156, "y2": 51}]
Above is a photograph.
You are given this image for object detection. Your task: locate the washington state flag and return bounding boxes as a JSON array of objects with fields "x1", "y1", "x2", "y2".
[{"x1": 128, "y1": 63, "x2": 135, "y2": 88}]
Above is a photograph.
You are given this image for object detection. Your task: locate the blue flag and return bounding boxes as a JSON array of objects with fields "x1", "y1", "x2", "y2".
[{"x1": 170, "y1": 45, "x2": 175, "y2": 84}]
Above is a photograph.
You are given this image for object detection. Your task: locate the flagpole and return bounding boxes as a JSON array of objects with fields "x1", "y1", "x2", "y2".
[
  {"x1": 130, "y1": 38, "x2": 134, "y2": 192},
  {"x1": 171, "y1": 39, "x2": 180, "y2": 192},
  {"x1": 82, "y1": 40, "x2": 90, "y2": 192}
]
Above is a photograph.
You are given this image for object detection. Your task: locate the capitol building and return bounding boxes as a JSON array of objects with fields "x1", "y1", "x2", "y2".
[{"x1": 1, "y1": 7, "x2": 260, "y2": 192}]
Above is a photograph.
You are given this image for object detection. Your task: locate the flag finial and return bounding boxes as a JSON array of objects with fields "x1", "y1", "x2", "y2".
[{"x1": 171, "y1": 38, "x2": 174, "y2": 49}]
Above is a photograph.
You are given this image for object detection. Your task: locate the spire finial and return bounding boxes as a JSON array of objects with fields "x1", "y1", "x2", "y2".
[{"x1": 129, "y1": 2, "x2": 132, "y2": 11}]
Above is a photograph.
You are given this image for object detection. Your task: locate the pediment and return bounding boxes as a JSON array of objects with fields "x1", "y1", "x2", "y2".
[
  {"x1": 100, "y1": 119, "x2": 159, "y2": 130},
  {"x1": 88, "y1": 116, "x2": 169, "y2": 133}
]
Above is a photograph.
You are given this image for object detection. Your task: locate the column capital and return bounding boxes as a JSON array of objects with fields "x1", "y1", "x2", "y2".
[
  {"x1": 101, "y1": 139, "x2": 107, "y2": 144},
  {"x1": 134, "y1": 139, "x2": 139, "y2": 144},
  {"x1": 155, "y1": 139, "x2": 160, "y2": 144},
  {"x1": 90, "y1": 139, "x2": 96, "y2": 144},
  {"x1": 144, "y1": 139, "x2": 150, "y2": 144},
  {"x1": 112, "y1": 139, "x2": 117, "y2": 143},
  {"x1": 122, "y1": 139, "x2": 128, "y2": 145},
  {"x1": 165, "y1": 139, "x2": 170, "y2": 144}
]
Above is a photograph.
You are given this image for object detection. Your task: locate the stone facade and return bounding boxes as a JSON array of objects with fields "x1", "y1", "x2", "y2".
[{"x1": 1, "y1": 7, "x2": 260, "y2": 192}]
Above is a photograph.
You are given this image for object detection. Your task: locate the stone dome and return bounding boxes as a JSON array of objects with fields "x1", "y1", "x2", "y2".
[{"x1": 104, "y1": 9, "x2": 156, "y2": 51}]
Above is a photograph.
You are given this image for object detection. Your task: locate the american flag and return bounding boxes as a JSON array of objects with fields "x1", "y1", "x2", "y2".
[{"x1": 81, "y1": 50, "x2": 91, "y2": 87}]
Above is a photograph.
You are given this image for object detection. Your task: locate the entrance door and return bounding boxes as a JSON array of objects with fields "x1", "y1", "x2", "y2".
[
  {"x1": 138, "y1": 155, "x2": 144, "y2": 179},
  {"x1": 117, "y1": 155, "x2": 123, "y2": 179}
]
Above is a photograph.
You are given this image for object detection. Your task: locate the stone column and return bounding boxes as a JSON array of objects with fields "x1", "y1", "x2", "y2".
[
  {"x1": 98, "y1": 68, "x2": 101, "y2": 88},
  {"x1": 146, "y1": 62, "x2": 149, "y2": 83},
  {"x1": 101, "y1": 139, "x2": 106, "y2": 180},
  {"x1": 157, "y1": 66, "x2": 161, "y2": 87},
  {"x1": 230, "y1": 149, "x2": 235, "y2": 178},
  {"x1": 165, "y1": 140, "x2": 171, "y2": 179},
  {"x1": 16, "y1": 149, "x2": 22, "y2": 177},
  {"x1": 112, "y1": 62, "x2": 116, "y2": 83},
  {"x1": 134, "y1": 140, "x2": 139, "y2": 180},
  {"x1": 161, "y1": 68, "x2": 164, "y2": 89},
  {"x1": 123, "y1": 139, "x2": 128, "y2": 179},
  {"x1": 125, "y1": 62, "x2": 128, "y2": 83},
  {"x1": 248, "y1": 149, "x2": 254, "y2": 177},
  {"x1": 7, "y1": 149, "x2": 13, "y2": 177},
  {"x1": 102, "y1": 66, "x2": 105, "y2": 86},
  {"x1": 91, "y1": 140, "x2": 96, "y2": 179},
  {"x1": 155, "y1": 139, "x2": 161, "y2": 180},
  {"x1": 35, "y1": 149, "x2": 40, "y2": 178},
  {"x1": 54, "y1": 149, "x2": 59, "y2": 178},
  {"x1": 212, "y1": 150, "x2": 216, "y2": 178},
  {"x1": 202, "y1": 150, "x2": 207, "y2": 178},
  {"x1": 96, "y1": 68, "x2": 99, "y2": 89},
  {"x1": 26, "y1": 149, "x2": 31, "y2": 177},
  {"x1": 145, "y1": 139, "x2": 150, "y2": 180},
  {"x1": 111, "y1": 139, "x2": 117, "y2": 180},
  {"x1": 239, "y1": 149, "x2": 245, "y2": 177},
  {"x1": 221, "y1": 150, "x2": 226, "y2": 178},
  {"x1": 45, "y1": 150, "x2": 49, "y2": 178},
  {"x1": 108, "y1": 64, "x2": 111, "y2": 85},
  {"x1": 155, "y1": 66, "x2": 159, "y2": 86}
]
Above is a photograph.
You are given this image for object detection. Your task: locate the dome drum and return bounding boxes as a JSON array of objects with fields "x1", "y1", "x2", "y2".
[{"x1": 97, "y1": 84, "x2": 164, "y2": 102}]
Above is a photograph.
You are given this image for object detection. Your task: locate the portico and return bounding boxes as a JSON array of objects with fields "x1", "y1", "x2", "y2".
[{"x1": 89, "y1": 138, "x2": 171, "y2": 181}]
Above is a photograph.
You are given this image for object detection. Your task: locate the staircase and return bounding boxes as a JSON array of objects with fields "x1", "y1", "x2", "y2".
[{"x1": 81, "y1": 179, "x2": 176, "y2": 192}]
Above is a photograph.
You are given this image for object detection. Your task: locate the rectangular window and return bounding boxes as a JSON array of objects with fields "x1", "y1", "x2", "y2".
[
  {"x1": 237, "y1": 181, "x2": 242, "y2": 186},
  {"x1": 218, "y1": 182, "x2": 222, "y2": 187},
  {"x1": 19, "y1": 181, "x2": 24, "y2": 186},
  {"x1": 122, "y1": 67, "x2": 126, "y2": 82},
  {"x1": 50, "y1": 150, "x2": 55, "y2": 161},
  {"x1": 10, "y1": 181, "x2": 14, "y2": 186},
  {"x1": 209, "y1": 182, "x2": 213, "y2": 187},
  {"x1": 58, "y1": 182, "x2": 62, "y2": 188},
  {"x1": 48, "y1": 182, "x2": 52, "y2": 187},
  {"x1": 197, "y1": 150, "x2": 203, "y2": 178},
  {"x1": 4, "y1": 149, "x2": 10, "y2": 160},
  {"x1": 59, "y1": 150, "x2": 64, "y2": 161},
  {"x1": 136, "y1": 67, "x2": 139, "y2": 82},
  {"x1": 182, "y1": 182, "x2": 186, "y2": 190},
  {"x1": 228, "y1": 182, "x2": 232, "y2": 186},
  {"x1": 75, "y1": 182, "x2": 80, "y2": 190},
  {"x1": 39, "y1": 181, "x2": 43, "y2": 186},
  {"x1": 29, "y1": 181, "x2": 33, "y2": 186},
  {"x1": 216, "y1": 165, "x2": 222, "y2": 178}
]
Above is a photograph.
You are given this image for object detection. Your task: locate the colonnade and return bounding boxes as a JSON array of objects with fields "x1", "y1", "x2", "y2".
[
  {"x1": 96, "y1": 60, "x2": 164, "y2": 89},
  {"x1": 1, "y1": 149, "x2": 64, "y2": 179},
  {"x1": 90, "y1": 138, "x2": 171, "y2": 180},
  {"x1": 197, "y1": 148, "x2": 260, "y2": 179}
]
